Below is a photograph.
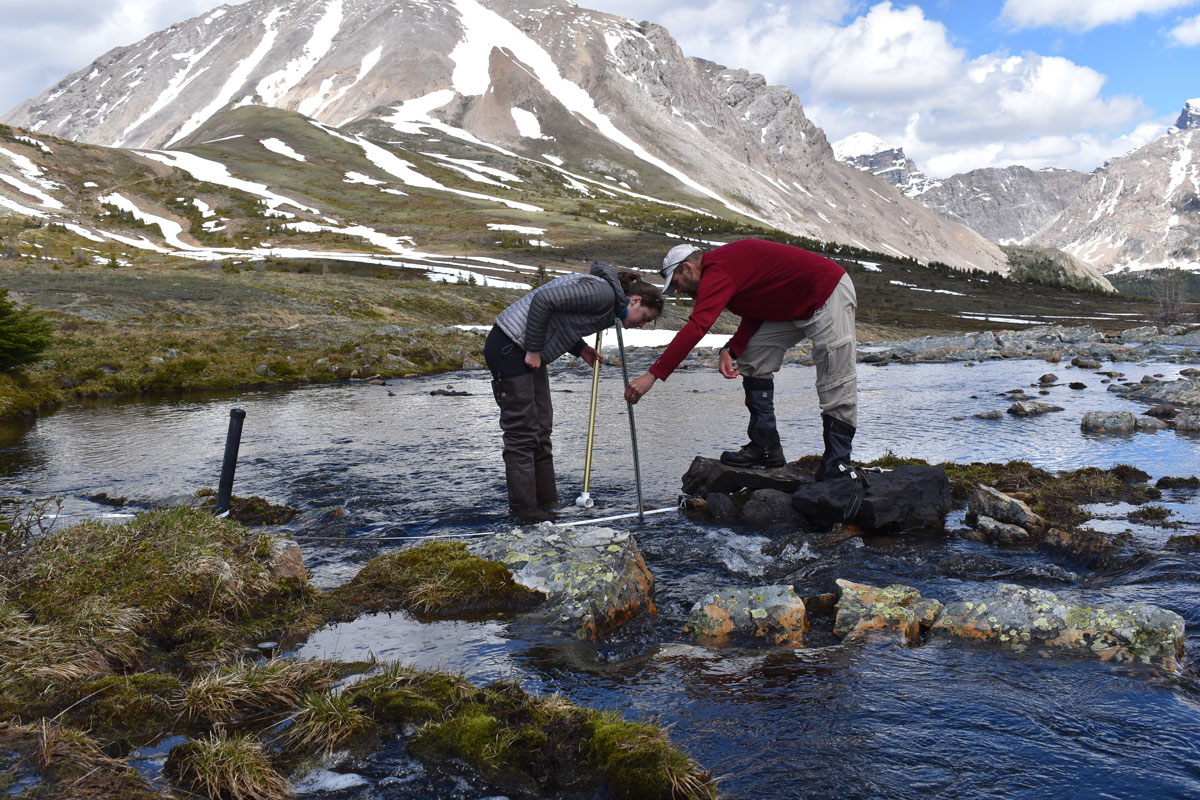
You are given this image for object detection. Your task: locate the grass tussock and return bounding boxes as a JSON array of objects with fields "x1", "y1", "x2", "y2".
[
  {"x1": 194, "y1": 490, "x2": 299, "y2": 526},
  {"x1": 0, "y1": 720, "x2": 163, "y2": 799},
  {"x1": 178, "y1": 658, "x2": 341, "y2": 724},
  {"x1": 2, "y1": 506, "x2": 321, "y2": 682},
  {"x1": 323, "y1": 540, "x2": 544, "y2": 622},
  {"x1": 284, "y1": 689, "x2": 374, "y2": 756},
  {"x1": 165, "y1": 729, "x2": 289, "y2": 800}
]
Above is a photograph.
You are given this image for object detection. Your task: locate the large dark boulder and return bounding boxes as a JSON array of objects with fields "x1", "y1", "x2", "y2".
[
  {"x1": 791, "y1": 465, "x2": 950, "y2": 535},
  {"x1": 680, "y1": 456, "x2": 810, "y2": 497},
  {"x1": 740, "y1": 489, "x2": 800, "y2": 526}
]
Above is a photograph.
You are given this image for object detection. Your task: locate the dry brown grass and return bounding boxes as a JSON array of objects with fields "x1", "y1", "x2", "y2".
[
  {"x1": 177, "y1": 658, "x2": 341, "y2": 724},
  {"x1": 165, "y1": 729, "x2": 289, "y2": 800}
]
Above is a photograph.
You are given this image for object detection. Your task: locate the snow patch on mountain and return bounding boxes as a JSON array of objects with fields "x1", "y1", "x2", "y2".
[
  {"x1": 138, "y1": 149, "x2": 318, "y2": 212},
  {"x1": 170, "y1": 8, "x2": 287, "y2": 146},
  {"x1": 261, "y1": 137, "x2": 306, "y2": 161},
  {"x1": 257, "y1": 0, "x2": 344, "y2": 107},
  {"x1": 116, "y1": 37, "x2": 225, "y2": 147}
]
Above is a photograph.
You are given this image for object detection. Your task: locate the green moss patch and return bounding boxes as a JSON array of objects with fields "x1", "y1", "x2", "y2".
[
  {"x1": 323, "y1": 541, "x2": 544, "y2": 622},
  {"x1": 347, "y1": 666, "x2": 716, "y2": 799},
  {"x1": 1157, "y1": 475, "x2": 1200, "y2": 490},
  {"x1": 858, "y1": 455, "x2": 1162, "y2": 529},
  {"x1": 194, "y1": 489, "x2": 300, "y2": 526}
]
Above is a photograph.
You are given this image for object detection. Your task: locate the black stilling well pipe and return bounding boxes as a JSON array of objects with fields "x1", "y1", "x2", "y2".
[{"x1": 215, "y1": 408, "x2": 246, "y2": 515}]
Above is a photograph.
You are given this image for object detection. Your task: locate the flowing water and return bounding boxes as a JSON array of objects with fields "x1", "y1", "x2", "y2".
[{"x1": 3, "y1": 355, "x2": 1200, "y2": 799}]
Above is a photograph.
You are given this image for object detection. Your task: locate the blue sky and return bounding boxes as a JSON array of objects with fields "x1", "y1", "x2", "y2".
[{"x1": 1, "y1": 0, "x2": 1197, "y2": 176}]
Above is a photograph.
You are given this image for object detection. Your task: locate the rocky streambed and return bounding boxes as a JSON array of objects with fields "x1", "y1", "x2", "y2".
[{"x1": 2, "y1": 328, "x2": 1199, "y2": 799}]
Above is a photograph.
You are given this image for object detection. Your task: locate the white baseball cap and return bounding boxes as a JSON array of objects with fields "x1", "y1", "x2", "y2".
[{"x1": 660, "y1": 244, "x2": 701, "y2": 294}]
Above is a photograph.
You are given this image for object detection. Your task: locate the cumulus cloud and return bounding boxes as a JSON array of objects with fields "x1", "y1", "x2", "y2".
[
  {"x1": 1169, "y1": 12, "x2": 1200, "y2": 44},
  {"x1": 1000, "y1": 0, "x2": 1199, "y2": 31},
  {"x1": 0, "y1": 0, "x2": 248, "y2": 114},
  {"x1": 596, "y1": 0, "x2": 1162, "y2": 174}
]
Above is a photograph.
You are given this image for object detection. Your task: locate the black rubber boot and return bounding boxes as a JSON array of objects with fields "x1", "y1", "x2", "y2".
[
  {"x1": 721, "y1": 376, "x2": 785, "y2": 468},
  {"x1": 816, "y1": 413, "x2": 860, "y2": 481}
]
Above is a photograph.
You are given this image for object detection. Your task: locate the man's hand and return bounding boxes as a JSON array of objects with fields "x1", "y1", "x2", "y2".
[
  {"x1": 524, "y1": 351, "x2": 542, "y2": 370},
  {"x1": 625, "y1": 372, "x2": 657, "y2": 404},
  {"x1": 581, "y1": 346, "x2": 602, "y2": 367},
  {"x1": 718, "y1": 347, "x2": 740, "y2": 379}
]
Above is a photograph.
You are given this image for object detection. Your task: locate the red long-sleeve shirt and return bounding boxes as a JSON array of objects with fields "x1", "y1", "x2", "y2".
[{"x1": 649, "y1": 239, "x2": 846, "y2": 381}]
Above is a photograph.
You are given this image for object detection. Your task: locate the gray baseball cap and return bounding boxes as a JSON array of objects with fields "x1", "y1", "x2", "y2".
[{"x1": 660, "y1": 244, "x2": 701, "y2": 294}]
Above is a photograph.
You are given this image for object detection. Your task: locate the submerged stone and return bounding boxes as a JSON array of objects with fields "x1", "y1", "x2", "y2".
[
  {"x1": 684, "y1": 585, "x2": 807, "y2": 646},
  {"x1": 469, "y1": 525, "x2": 656, "y2": 641},
  {"x1": 932, "y1": 584, "x2": 1184, "y2": 668}
]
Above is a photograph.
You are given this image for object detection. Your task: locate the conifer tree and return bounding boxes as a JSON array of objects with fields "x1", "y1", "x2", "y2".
[{"x1": 0, "y1": 289, "x2": 53, "y2": 371}]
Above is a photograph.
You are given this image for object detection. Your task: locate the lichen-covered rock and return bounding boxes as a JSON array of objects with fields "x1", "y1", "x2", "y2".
[
  {"x1": 267, "y1": 538, "x2": 307, "y2": 582},
  {"x1": 966, "y1": 485, "x2": 1047, "y2": 536},
  {"x1": 684, "y1": 585, "x2": 807, "y2": 646},
  {"x1": 1007, "y1": 400, "x2": 1064, "y2": 417},
  {"x1": 1121, "y1": 378, "x2": 1200, "y2": 407},
  {"x1": 1081, "y1": 411, "x2": 1137, "y2": 434},
  {"x1": 931, "y1": 584, "x2": 1184, "y2": 668},
  {"x1": 469, "y1": 526, "x2": 656, "y2": 641},
  {"x1": 832, "y1": 580, "x2": 943, "y2": 644},
  {"x1": 970, "y1": 514, "x2": 1032, "y2": 545},
  {"x1": 1120, "y1": 325, "x2": 1160, "y2": 343},
  {"x1": 1177, "y1": 410, "x2": 1200, "y2": 432}
]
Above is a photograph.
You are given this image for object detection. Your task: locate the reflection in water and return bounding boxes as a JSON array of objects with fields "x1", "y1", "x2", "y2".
[{"x1": 2, "y1": 359, "x2": 1200, "y2": 799}]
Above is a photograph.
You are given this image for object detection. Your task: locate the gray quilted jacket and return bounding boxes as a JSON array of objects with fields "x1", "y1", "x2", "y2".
[{"x1": 495, "y1": 261, "x2": 626, "y2": 363}]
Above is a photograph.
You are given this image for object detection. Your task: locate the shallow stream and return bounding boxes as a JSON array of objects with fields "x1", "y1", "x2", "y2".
[{"x1": 3, "y1": 355, "x2": 1200, "y2": 799}]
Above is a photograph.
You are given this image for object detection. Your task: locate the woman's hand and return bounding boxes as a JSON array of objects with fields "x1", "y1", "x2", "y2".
[
  {"x1": 581, "y1": 346, "x2": 602, "y2": 367},
  {"x1": 524, "y1": 351, "x2": 542, "y2": 370}
]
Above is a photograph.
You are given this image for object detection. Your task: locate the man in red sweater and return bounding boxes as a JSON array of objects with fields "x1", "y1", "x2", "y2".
[{"x1": 625, "y1": 239, "x2": 860, "y2": 480}]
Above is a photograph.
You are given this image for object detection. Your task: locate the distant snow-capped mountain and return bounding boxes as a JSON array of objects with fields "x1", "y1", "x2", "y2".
[
  {"x1": 1, "y1": 0, "x2": 1011, "y2": 276},
  {"x1": 1032, "y1": 127, "x2": 1200, "y2": 273},
  {"x1": 832, "y1": 132, "x2": 939, "y2": 197},
  {"x1": 917, "y1": 166, "x2": 1092, "y2": 246},
  {"x1": 834, "y1": 132, "x2": 1091, "y2": 249}
]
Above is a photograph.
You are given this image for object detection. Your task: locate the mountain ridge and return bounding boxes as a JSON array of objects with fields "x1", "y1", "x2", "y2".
[{"x1": 1, "y1": 0, "x2": 1015, "y2": 278}]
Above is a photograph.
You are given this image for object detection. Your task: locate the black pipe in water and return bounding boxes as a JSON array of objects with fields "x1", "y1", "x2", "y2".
[{"x1": 215, "y1": 408, "x2": 246, "y2": 515}]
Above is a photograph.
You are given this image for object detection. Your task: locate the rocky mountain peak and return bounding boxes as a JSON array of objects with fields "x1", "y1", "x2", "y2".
[
  {"x1": 1175, "y1": 98, "x2": 1200, "y2": 131},
  {"x1": 1, "y1": 0, "x2": 1022, "y2": 278},
  {"x1": 832, "y1": 132, "x2": 939, "y2": 197}
]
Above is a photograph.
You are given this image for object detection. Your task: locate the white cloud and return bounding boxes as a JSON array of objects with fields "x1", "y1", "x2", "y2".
[
  {"x1": 1170, "y1": 12, "x2": 1200, "y2": 44},
  {"x1": 806, "y1": 3, "x2": 964, "y2": 101},
  {"x1": 597, "y1": 0, "x2": 1159, "y2": 175},
  {"x1": 1000, "y1": 0, "x2": 1199, "y2": 31},
  {"x1": 0, "y1": 0, "x2": 251, "y2": 114}
]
